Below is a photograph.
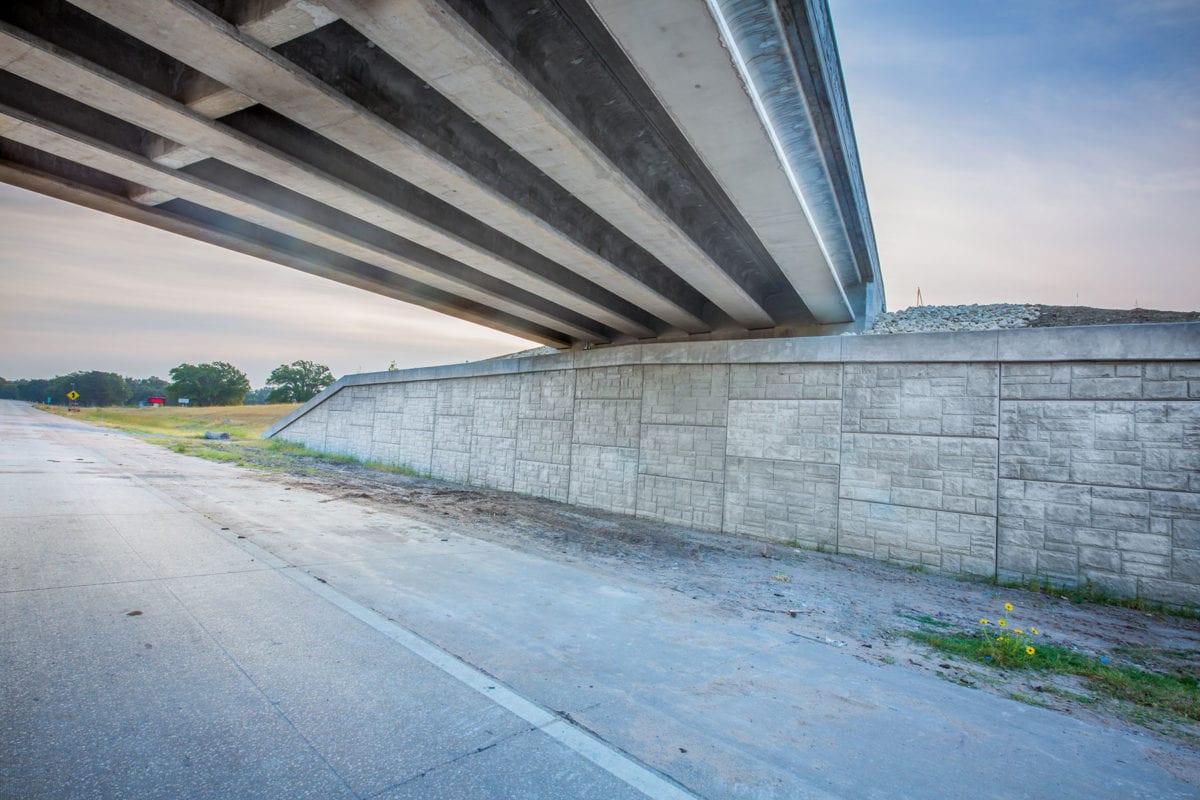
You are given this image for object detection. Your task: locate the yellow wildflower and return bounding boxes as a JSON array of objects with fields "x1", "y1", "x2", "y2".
[
  {"x1": 1026, "y1": 646, "x2": 1036, "y2": 656},
  {"x1": 1031, "y1": 627, "x2": 1039, "y2": 635},
  {"x1": 979, "y1": 619, "x2": 989, "y2": 625},
  {"x1": 997, "y1": 619, "x2": 1007, "y2": 627},
  {"x1": 1014, "y1": 629, "x2": 1024, "y2": 634},
  {"x1": 1004, "y1": 602, "x2": 1014, "y2": 611},
  {"x1": 997, "y1": 636, "x2": 1005, "y2": 642}
]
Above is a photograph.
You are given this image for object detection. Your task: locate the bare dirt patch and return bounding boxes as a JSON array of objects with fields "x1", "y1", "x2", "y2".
[
  {"x1": 1030, "y1": 305, "x2": 1200, "y2": 327},
  {"x1": 256, "y1": 457, "x2": 1200, "y2": 749}
]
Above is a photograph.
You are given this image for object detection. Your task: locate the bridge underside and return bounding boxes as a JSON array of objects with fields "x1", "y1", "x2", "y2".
[{"x1": 0, "y1": 0, "x2": 882, "y2": 348}]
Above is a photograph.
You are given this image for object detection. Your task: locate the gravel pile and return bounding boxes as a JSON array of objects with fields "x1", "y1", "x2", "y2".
[{"x1": 865, "y1": 303, "x2": 1041, "y2": 335}]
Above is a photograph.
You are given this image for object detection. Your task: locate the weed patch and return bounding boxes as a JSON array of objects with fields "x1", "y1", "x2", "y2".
[{"x1": 906, "y1": 601, "x2": 1200, "y2": 725}]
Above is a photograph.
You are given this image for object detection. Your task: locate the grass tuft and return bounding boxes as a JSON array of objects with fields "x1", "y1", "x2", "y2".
[
  {"x1": 907, "y1": 599, "x2": 1200, "y2": 724},
  {"x1": 38, "y1": 403, "x2": 428, "y2": 479}
]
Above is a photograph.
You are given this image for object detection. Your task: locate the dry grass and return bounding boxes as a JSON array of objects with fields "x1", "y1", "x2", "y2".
[{"x1": 38, "y1": 403, "x2": 298, "y2": 439}]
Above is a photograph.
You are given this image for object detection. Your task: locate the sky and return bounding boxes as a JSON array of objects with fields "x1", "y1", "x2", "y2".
[{"x1": 2, "y1": 0, "x2": 1198, "y2": 386}]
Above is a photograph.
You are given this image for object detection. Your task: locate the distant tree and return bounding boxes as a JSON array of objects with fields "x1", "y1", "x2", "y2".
[
  {"x1": 47, "y1": 371, "x2": 131, "y2": 406},
  {"x1": 125, "y1": 376, "x2": 169, "y2": 405},
  {"x1": 265, "y1": 360, "x2": 334, "y2": 403},
  {"x1": 167, "y1": 361, "x2": 250, "y2": 406},
  {"x1": 16, "y1": 378, "x2": 51, "y2": 403},
  {"x1": 0, "y1": 377, "x2": 14, "y2": 400},
  {"x1": 242, "y1": 387, "x2": 273, "y2": 405}
]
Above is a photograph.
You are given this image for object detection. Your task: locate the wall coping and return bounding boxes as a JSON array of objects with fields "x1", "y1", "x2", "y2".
[{"x1": 265, "y1": 322, "x2": 1199, "y2": 438}]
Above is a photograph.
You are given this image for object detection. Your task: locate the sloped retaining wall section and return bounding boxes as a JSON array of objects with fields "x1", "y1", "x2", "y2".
[{"x1": 268, "y1": 324, "x2": 1200, "y2": 606}]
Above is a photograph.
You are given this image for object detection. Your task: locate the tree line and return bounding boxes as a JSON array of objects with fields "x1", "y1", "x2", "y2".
[{"x1": 0, "y1": 360, "x2": 334, "y2": 407}]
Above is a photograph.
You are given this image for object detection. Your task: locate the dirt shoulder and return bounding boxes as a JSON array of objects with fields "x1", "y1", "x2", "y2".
[{"x1": 242, "y1": 454, "x2": 1200, "y2": 750}]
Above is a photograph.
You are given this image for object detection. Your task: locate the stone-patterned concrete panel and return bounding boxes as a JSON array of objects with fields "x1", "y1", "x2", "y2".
[
  {"x1": 519, "y1": 370, "x2": 575, "y2": 420},
  {"x1": 371, "y1": 412, "x2": 402, "y2": 445},
  {"x1": 431, "y1": 448, "x2": 470, "y2": 484},
  {"x1": 728, "y1": 363, "x2": 841, "y2": 400},
  {"x1": 373, "y1": 384, "x2": 406, "y2": 414},
  {"x1": 723, "y1": 457, "x2": 838, "y2": 548},
  {"x1": 1000, "y1": 400, "x2": 1199, "y2": 490},
  {"x1": 516, "y1": 419, "x2": 573, "y2": 466},
  {"x1": 280, "y1": 415, "x2": 325, "y2": 452},
  {"x1": 726, "y1": 399, "x2": 840, "y2": 464},
  {"x1": 404, "y1": 380, "x2": 438, "y2": 399},
  {"x1": 280, "y1": 340, "x2": 1200, "y2": 605},
  {"x1": 474, "y1": 374, "x2": 520, "y2": 400},
  {"x1": 324, "y1": 388, "x2": 354, "y2": 412},
  {"x1": 514, "y1": 460, "x2": 570, "y2": 503},
  {"x1": 469, "y1": 435, "x2": 516, "y2": 490},
  {"x1": 636, "y1": 474, "x2": 724, "y2": 530},
  {"x1": 397, "y1": 428, "x2": 433, "y2": 474},
  {"x1": 1002, "y1": 362, "x2": 1200, "y2": 400},
  {"x1": 327, "y1": 409, "x2": 354, "y2": 441},
  {"x1": 437, "y1": 379, "x2": 476, "y2": 416},
  {"x1": 575, "y1": 365, "x2": 642, "y2": 399},
  {"x1": 642, "y1": 364, "x2": 729, "y2": 426},
  {"x1": 400, "y1": 395, "x2": 436, "y2": 431},
  {"x1": 433, "y1": 415, "x2": 472, "y2": 453},
  {"x1": 638, "y1": 424, "x2": 726, "y2": 483},
  {"x1": 369, "y1": 440, "x2": 400, "y2": 467},
  {"x1": 569, "y1": 444, "x2": 638, "y2": 515},
  {"x1": 572, "y1": 399, "x2": 641, "y2": 448},
  {"x1": 996, "y1": 479, "x2": 1198, "y2": 602},
  {"x1": 473, "y1": 397, "x2": 519, "y2": 439},
  {"x1": 839, "y1": 499, "x2": 996, "y2": 574},
  {"x1": 323, "y1": 436, "x2": 355, "y2": 457},
  {"x1": 843, "y1": 363, "x2": 998, "y2": 437},
  {"x1": 840, "y1": 433, "x2": 998, "y2": 515}
]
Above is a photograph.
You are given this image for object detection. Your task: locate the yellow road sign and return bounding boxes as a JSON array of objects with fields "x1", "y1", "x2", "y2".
[{"x1": 67, "y1": 390, "x2": 79, "y2": 400}]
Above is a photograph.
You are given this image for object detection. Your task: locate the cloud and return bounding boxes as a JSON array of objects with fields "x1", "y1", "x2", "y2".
[
  {"x1": 831, "y1": 0, "x2": 1200, "y2": 310},
  {"x1": 0, "y1": 184, "x2": 532, "y2": 384}
]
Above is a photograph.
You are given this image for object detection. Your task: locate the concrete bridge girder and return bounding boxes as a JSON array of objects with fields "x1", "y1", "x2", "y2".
[
  {"x1": 67, "y1": 0, "x2": 717, "y2": 335},
  {"x1": 0, "y1": 0, "x2": 883, "y2": 346},
  {"x1": 0, "y1": 21, "x2": 655, "y2": 339}
]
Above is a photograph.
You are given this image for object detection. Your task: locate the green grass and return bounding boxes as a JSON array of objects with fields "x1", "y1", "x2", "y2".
[
  {"x1": 39, "y1": 403, "x2": 299, "y2": 439},
  {"x1": 907, "y1": 629, "x2": 1200, "y2": 722},
  {"x1": 959, "y1": 573, "x2": 1200, "y2": 619},
  {"x1": 40, "y1": 403, "x2": 428, "y2": 479},
  {"x1": 896, "y1": 612, "x2": 951, "y2": 628}
]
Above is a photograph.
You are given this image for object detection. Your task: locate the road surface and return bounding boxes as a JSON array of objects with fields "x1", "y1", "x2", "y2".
[{"x1": 1, "y1": 400, "x2": 1196, "y2": 798}]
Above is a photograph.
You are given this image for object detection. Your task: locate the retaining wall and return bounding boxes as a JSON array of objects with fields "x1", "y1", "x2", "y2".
[{"x1": 267, "y1": 324, "x2": 1200, "y2": 606}]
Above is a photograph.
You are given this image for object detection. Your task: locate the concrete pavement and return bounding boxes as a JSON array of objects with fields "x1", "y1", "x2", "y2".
[{"x1": 2, "y1": 399, "x2": 1197, "y2": 799}]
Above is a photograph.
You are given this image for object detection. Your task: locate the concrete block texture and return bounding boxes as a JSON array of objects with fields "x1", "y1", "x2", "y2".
[
  {"x1": 572, "y1": 399, "x2": 641, "y2": 448},
  {"x1": 843, "y1": 363, "x2": 998, "y2": 437},
  {"x1": 575, "y1": 365, "x2": 642, "y2": 399},
  {"x1": 728, "y1": 363, "x2": 842, "y2": 400},
  {"x1": 469, "y1": 435, "x2": 516, "y2": 491},
  {"x1": 519, "y1": 370, "x2": 576, "y2": 420},
  {"x1": 638, "y1": 424, "x2": 726, "y2": 483},
  {"x1": 840, "y1": 433, "x2": 999, "y2": 516},
  {"x1": 514, "y1": 460, "x2": 571, "y2": 503},
  {"x1": 641, "y1": 364, "x2": 729, "y2": 426},
  {"x1": 517, "y1": 419, "x2": 573, "y2": 466},
  {"x1": 1000, "y1": 400, "x2": 1199, "y2": 491},
  {"x1": 838, "y1": 499, "x2": 996, "y2": 575},
  {"x1": 723, "y1": 457, "x2": 839, "y2": 548},
  {"x1": 726, "y1": 398, "x2": 840, "y2": 464},
  {"x1": 1001, "y1": 361, "x2": 1200, "y2": 400},
  {"x1": 569, "y1": 444, "x2": 638, "y2": 515},
  {"x1": 998, "y1": 479, "x2": 1200, "y2": 603},
  {"x1": 277, "y1": 345, "x2": 1200, "y2": 607},
  {"x1": 636, "y1": 474, "x2": 724, "y2": 530}
]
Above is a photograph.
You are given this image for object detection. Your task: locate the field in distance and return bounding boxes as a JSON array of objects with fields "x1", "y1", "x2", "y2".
[{"x1": 39, "y1": 403, "x2": 299, "y2": 440}]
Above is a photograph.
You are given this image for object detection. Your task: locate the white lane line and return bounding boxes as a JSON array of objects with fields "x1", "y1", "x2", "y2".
[
  {"x1": 108, "y1": 448, "x2": 699, "y2": 800},
  {"x1": 280, "y1": 565, "x2": 701, "y2": 800}
]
